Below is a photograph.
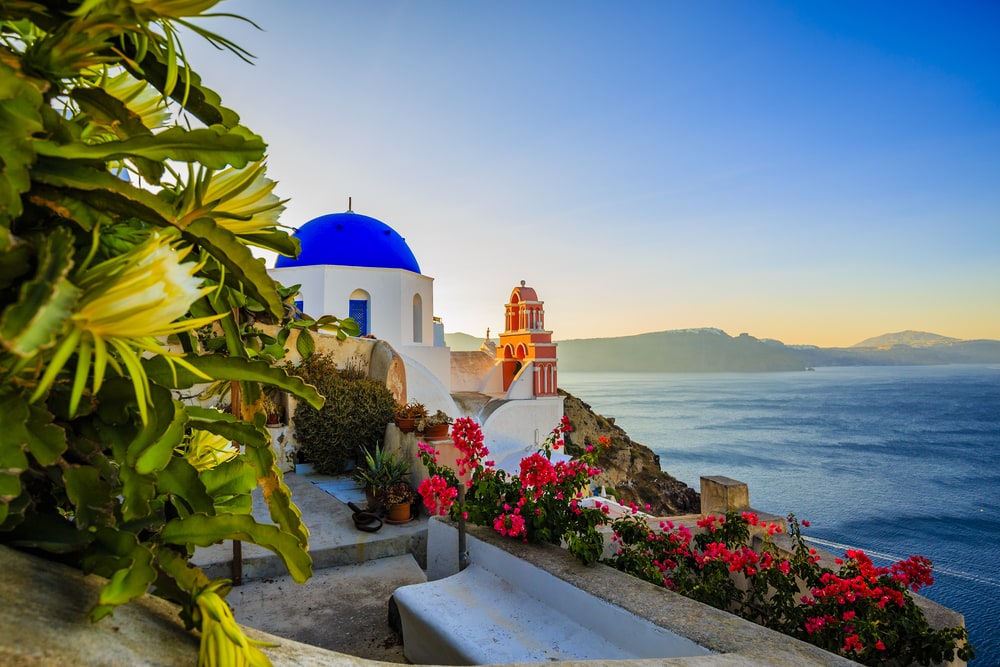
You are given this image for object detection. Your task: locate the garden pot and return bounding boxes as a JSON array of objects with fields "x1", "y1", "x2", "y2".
[
  {"x1": 420, "y1": 423, "x2": 450, "y2": 439},
  {"x1": 386, "y1": 502, "x2": 411, "y2": 523},
  {"x1": 395, "y1": 416, "x2": 416, "y2": 433}
]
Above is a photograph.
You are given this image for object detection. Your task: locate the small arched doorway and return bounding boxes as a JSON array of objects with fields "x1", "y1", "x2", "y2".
[{"x1": 349, "y1": 289, "x2": 371, "y2": 336}]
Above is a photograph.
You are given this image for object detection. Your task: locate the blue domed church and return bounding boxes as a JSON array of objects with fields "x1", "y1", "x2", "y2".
[
  {"x1": 272, "y1": 208, "x2": 452, "y2": 387},
  {"x1": 269, "y1": 207, "x2": 565, "y2": 476}
]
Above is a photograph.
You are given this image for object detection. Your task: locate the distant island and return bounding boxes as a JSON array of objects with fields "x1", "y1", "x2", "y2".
[{"x1": 445, "y1": 329, "x2": 1000, "y2": 372}]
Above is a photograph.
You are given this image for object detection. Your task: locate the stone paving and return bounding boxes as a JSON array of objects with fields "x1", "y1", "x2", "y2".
[{"x1": 192, "y1": 468, "x2": 430, "y2": 663}]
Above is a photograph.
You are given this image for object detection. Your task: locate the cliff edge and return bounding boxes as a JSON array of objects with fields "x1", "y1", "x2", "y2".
[{"x1": 561, "y1": 389, "x2": 700, "y2": 516}]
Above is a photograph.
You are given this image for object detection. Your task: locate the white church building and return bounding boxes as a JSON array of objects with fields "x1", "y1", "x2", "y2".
[{"x1": 269, "y1": 207, "x2": 565, "y2": 472}]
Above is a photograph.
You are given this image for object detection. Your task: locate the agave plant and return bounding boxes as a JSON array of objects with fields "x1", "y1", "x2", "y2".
[{"x1": 0, "y1": 2, "x2": 356, "y2": 665}]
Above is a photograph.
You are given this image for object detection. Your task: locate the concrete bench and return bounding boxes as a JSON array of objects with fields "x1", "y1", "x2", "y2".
[{"x1": 393, "y1": 518, "x2": 711, "y2": 665}]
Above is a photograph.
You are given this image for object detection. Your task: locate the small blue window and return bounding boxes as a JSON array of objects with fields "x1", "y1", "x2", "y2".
[{"x1": 349, "y1": 299, "x2": 369, "y2": 335}]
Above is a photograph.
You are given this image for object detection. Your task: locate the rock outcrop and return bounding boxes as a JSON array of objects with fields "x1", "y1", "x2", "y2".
[{"x1": 561, "y1": 390, "x2": 699, "y2": 516}]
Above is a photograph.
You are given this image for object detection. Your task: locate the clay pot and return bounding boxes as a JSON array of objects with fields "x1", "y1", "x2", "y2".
[
  {"x1": 395, "y1": 416, "x2": 416, "y2": 433},
  {"x1": 387, "y1": 503, "x2": 411, "y2": 523},
  {"x1": 421, "y1": 423, "x2": 450, "y2": 439}
]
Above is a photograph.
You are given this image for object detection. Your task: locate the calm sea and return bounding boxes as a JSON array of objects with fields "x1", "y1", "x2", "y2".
[{"x1": 559, "y1": 365, "x2": 1000, "y2": 665}]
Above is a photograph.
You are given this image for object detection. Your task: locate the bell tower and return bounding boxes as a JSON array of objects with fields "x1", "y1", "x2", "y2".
[{"x1": 496, "y1": 281, "x2": 558, "y2": 397}]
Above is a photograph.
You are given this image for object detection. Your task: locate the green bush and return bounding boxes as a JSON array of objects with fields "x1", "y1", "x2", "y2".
[{"x1": 291, "y1": 354, "x2": 397, "y2": 474}]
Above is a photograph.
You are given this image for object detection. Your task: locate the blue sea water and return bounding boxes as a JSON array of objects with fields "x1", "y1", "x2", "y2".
[{"x1": 558, "y1": 365, "x2": 1000, "y2": 665}]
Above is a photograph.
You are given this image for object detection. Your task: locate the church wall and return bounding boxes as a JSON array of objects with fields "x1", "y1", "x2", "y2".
[
  {"x1": 268, "y1": 266, "x2": 324, "y2": 317},
  {"x1": 397, "y1": 352, "x2": 459, "y2": 418},
  {"x1": 505, "y1": 361, "x2": 537, "y2": 400},
  {"x1": 397, "y1": 273, "x2": 436, "y2": 348},
  {"x1": 480, "y1": 396, "x2": 565, "y2": 473},
  {"x1": 450, "y1": 351, "x2": 496, "y2": 392}
]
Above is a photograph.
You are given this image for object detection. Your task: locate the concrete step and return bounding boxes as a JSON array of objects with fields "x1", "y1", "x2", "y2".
[
  {"x1": 231, "y1": 553, "x2": 426, "y2": 663},
  {"x1": 191, "y1": 471, "x2": 429, "y2": 582}
]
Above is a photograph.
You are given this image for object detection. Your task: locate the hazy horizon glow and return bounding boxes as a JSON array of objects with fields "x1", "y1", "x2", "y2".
[{"x1": 186, "y1": 1, "x2": 999, "y2": 348}]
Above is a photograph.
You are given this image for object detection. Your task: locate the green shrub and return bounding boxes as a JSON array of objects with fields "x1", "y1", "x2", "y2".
[{"x1": 291, "y1": 354, "x2": 397, "y2": 474}]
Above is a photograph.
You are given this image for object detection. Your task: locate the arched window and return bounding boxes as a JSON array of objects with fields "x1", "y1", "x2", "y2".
[
  {"x1": 412, "y1": 293, "x2": 423, "y2": 343},
  {"x1": 349, "y1": 289, "x2": 370, "y2": 336}
]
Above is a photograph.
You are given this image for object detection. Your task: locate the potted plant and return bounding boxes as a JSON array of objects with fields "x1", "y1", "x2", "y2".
[
  {"x1": 354, "y1": 445, "x2": 410, "y2": 509},
  {"x1": 378, "y1": 481, "x2": 416, "y2": 523},
  {"x1": 416, "y1": 409, "x2": 452, "y2": 439},
  {"x1": 394, "y1": 400, "x2": 427, "y2": 433},
  {"x1": 261, "y1": 390, "x2": 286, "y2": 426}
]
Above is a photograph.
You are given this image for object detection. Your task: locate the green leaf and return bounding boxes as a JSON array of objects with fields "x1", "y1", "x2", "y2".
[
  {"x1": 119, "y1": 465, "x2": 156, "y2": 523},
  {"x1": 126, "y1": 50, "x2": 242, "y2": 129},
  {"x1": 143, "y1": 354, "x2": 323, "y2": 409},
  {"x1": 0, "y1": 227, "x2": 80, "y2": 357},
  {"x1": 238, "y1": 229, "x2": 300, "y2": 258},
  {"x1": 186, "y1": 406, "x2": 267, "y2": 449},
  {"x1": 29, "y1": 158, "x2": 176, "y2": 229},
  {"x1": 295, "y1": 328, "x2": 315, "y2": 358},
  {"x1": 0, "y1": 512, "x2": 93, "y2": 553},
  {"x1": 0, "y1": 228, "x2": 33, "y2": 290},
  {"x1": 25, "y1": 400, "x2": 68, "y2": 466},
  {"x1": 158, "y1": 456, "x2": 215, "y2": 515},
  {"x1": 182, "y1": 217, "x2": 283, "y2": 319},
  {"x1": 257, "y1": 469, "x2": 310, "y2": 548},
  {"x1": 160, "y1": 513, "x2": 312, "y2": 583},
  {"x1": 122, "y1": 383, "x2": 180, "y2": 474},
  {"x1": 199, "y1": 459, "x2": 256, "y2": 500},
  {"x1": 71, "y1": 86, "x2": 164, "y2": 183},
  {"x1": 0, "y1": 473, "x2": 22, "y2": 524},
  {"x1": 91, "y1": 540, "x2": 157, "y2": 621},
  {"x1": 64, "y1": 465, "x2": 113, "y2": 528},
  {"x1": 0, "y1": 55, "x2": 45, "y2": 224},
  {"x1": 0, "y1": 390, "x2": 66, "y2": 467},
  {"x1": 34, "y1": 125, "x2": 266, "y2": 170}
]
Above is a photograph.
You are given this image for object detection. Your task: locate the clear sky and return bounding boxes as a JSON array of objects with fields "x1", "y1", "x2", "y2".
[{"x1": 185, "y1": 1, "x2": 999, "y2": 347}]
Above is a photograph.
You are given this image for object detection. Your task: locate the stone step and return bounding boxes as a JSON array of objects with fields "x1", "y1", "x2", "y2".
[{"x1": 191, "y1": 472, "x2": 428, "y2": 582}]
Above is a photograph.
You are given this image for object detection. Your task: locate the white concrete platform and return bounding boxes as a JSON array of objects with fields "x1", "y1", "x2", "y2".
[{"x1": 394, "y1": 518, "x2": 710, "y2": 665}]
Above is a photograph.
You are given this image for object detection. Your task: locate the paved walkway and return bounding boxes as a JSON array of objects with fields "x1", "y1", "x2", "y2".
[{"x1": 192, "y1": 468, "x2": 430, "y2": 663}]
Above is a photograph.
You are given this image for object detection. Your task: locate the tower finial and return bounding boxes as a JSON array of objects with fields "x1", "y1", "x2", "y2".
[
  {"x1": 520, "y1": 279, "x2": 526, "y2": 287},
  {"x1": 348, "y1": 196, "x2": 352, "y2": 212}
]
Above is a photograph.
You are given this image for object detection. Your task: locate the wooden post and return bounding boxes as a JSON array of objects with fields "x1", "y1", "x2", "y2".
[{"x1": 230, "y1": 379, "x2": 243, "y2": 586}]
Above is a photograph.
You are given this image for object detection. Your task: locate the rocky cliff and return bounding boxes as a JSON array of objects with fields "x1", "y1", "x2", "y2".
[{"x1": 560, "y1": 390, "x2": 700, "y2": 516}]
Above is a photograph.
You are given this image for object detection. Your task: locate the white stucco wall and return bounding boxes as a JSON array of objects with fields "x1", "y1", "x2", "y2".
[
  {"x1": 505, "y1": 361, "x2": 537, "y2": 399},
  {"x1": 480, "y1": 396, "x2": 565, "y2": 473},
  {"x1": 398, "y1": 352, "x2": 459, "y2": 418},
  {"x1": 269, "y1": 265, "x2": 436, "y2": 353}
]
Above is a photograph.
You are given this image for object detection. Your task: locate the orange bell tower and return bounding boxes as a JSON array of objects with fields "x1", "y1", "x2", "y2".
[{"x1": 497, "y1": 281, "x2": 558, "y2": 397}]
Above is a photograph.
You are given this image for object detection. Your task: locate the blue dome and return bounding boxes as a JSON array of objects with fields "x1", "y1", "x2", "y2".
[{"x1": 275, "y1": 211, "x2": 420, "y2": 273}]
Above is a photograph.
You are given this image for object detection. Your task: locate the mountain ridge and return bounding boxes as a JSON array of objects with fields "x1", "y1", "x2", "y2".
[{"x1": 445, "y1": 329, "x2": 1000, "y2": 371}]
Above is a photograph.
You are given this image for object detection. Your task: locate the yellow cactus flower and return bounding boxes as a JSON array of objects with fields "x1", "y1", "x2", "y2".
[
  {"x1": 179, "y1": 161, "x2": 286, "y2": 237},
  {"x1": 195, "y1": 581, "x2": 273, "y2": 667},
  {"x1": 31, "y1": 234, "x2": 223, "y2": 422},
  {"x1": 184, "y1": 429, "x2": 238, "y2": 471}
]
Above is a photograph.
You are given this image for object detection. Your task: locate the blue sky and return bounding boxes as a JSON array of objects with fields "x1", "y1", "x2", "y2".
[{"x1": 186, "y1": 1, "x2": 999, "y2": 346}]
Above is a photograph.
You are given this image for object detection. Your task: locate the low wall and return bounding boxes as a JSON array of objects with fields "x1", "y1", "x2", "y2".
[{"x1": 422, "y1": 518, "x2": 861, "y2": 666}]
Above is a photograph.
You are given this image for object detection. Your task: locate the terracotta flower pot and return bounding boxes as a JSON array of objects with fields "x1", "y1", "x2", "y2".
[
  {"x1": 421, "y1": 423, "x2": 450, "y2": 439},
  {"x1": 387, "y1": 502, "x2": 411, "y2": 523},
  {"x1": 395, "y1": 416, "x2": 416, "y2": 433}
]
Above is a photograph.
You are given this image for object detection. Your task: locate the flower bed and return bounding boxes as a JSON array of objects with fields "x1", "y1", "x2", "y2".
[{"x1": 417, "y1": 418, "x2": 974, "y2": 666}]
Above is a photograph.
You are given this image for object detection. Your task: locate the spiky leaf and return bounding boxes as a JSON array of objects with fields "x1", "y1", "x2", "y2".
[
  {"x1": 143, "y1": 354, "x2": 323, "y2": 409},
  {"x1": 0, "y1": 53, "x2": 45, "y2": 224},
  {"x1": 160, "y1": 513, "x2": 312, "y2": 583},
  {"x1": 33, "y1": 125, "x2": 266, "y2": 170},
  {"x1": 0, "y1": 227, "x2": 79, "y2": 357}
]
